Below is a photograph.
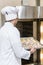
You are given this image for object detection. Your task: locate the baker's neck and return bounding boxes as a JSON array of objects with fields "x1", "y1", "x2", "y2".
[{"x1": 11, "y1": 19, "x2": 17, "y2": 26}]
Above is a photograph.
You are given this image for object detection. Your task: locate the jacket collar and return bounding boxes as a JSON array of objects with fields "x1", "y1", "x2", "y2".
[{"x1": 5, "y1": 22, "x2": 14, "y2": 27}]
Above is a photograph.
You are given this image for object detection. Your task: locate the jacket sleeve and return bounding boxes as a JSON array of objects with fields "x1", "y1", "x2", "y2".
[{"x1": 8, "y1": 29, "x2": 31, "y2": 60}]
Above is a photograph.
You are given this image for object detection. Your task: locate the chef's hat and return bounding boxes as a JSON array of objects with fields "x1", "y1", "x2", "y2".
[{"x1": 1, "y1": 6, "x2": 18, "y2": 21}]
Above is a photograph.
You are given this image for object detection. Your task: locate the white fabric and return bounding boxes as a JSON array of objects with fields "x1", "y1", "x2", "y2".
[
  {"x1": 0, "y1": 22, "x2": 31, "y2": 65},
  {"x1": 5, "y1": 14, "x2": 17, "y2": 21},
  {"x1": 1, "y1": 6, "x2": 18, "y2": 21}
]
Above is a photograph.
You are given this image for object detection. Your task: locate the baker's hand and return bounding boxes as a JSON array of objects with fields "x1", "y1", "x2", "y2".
[{"x1": 30, "y1": 47, "x2": 36, "y2": 54}]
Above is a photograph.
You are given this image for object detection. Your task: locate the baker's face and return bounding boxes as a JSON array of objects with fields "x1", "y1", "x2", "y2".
[
  {"x1": 14, "y1": 18, "x2": 18, "y2": 25},
  {"x1": 15, "y1": 18, "x2": 18, "y2": 23}
]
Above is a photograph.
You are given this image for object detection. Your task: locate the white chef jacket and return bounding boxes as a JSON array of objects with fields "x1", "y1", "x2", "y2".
[{"x1": 0, "y1": 22, "x2": 31, "y2": 65}]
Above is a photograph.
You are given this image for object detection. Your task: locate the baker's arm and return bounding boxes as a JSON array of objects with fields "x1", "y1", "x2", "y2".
[{"x1": 8, "y1": 30, "x2": 36, "y2": 60}]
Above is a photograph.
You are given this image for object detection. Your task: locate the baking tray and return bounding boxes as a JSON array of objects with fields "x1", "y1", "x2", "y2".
[{"x1": 21, "y1": 37, "x2": 43, "y2": 49}]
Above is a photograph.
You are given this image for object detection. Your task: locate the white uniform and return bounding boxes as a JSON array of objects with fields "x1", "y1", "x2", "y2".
[{"x1": 0, "y1": 22, "x2": 31, "y2": 65}]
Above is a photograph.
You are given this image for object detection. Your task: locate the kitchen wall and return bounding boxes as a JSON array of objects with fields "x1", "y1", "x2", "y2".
[
  {"x1": 40, "y1": 0, "x2": 43, "y2": 6},
  {"x1": 23, "y1": 0, "x2": 36, "y2": 6}
]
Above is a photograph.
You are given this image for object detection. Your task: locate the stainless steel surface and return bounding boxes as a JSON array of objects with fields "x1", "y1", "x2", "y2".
[
  {"x1": 33, "y1": 6, "x2": 40, "y2": 18},
  {"x1": 34, "y1": 6, "x2": 43, "y2": 18},
  {"x1": 16, "y1": 6, "x2": 43, "y2": 19},
  {"x1": 40, "y1": 7, "x2": 43, "y2": 18},
  {"x1": 17, "y1": 6, "x2": 34, "y2": 19}
]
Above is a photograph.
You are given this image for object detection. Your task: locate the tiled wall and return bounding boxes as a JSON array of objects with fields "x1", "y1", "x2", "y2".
[
  {"x1": 23, "y1": 0, "x2": 36, "y2": 6},
  {"x1": 40, "y1": 0, "x2": 43, "y2": 6}
]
